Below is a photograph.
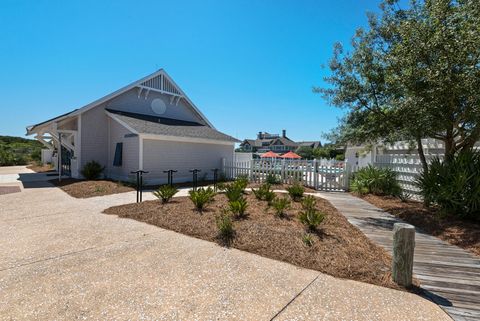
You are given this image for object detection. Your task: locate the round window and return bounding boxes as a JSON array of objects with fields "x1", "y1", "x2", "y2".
[{"x1": 151, "y1": 98, "x2": 167, "y2": 114}]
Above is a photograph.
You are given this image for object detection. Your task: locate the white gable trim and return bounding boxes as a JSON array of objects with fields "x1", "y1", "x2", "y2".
[
  {"x1": 27, "y1": 69, "x2": 214, "y2": 134},
  {"x1": 106, "y1": 111, "x2": 139, "y2": 134}
]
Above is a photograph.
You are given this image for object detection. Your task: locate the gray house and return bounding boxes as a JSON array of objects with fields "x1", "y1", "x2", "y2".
[
  {"x1": 27, "y1": 69, "x2": 239, "y2": 184},
  {"x1": 240, "y1": 130, "x2": 299, "y2": 153},
  {"x1": 240, "y1": 130, "x2": 322, "y2": 154}
]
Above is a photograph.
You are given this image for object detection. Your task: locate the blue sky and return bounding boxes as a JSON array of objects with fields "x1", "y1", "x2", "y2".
[{"x1": 0, "y1": 0, "x2": 382, "y2": 142}]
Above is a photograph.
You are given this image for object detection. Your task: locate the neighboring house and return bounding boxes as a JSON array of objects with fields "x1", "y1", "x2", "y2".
[
  {"x1": 26, "y1": 69, "x2": 239, "y2": 184},
  {"x1": 297, "y1": 141, "x2": 322, "y2": 150},
  {"x1": 240, "y1": 130, "x2": 320, "y2": 154}
]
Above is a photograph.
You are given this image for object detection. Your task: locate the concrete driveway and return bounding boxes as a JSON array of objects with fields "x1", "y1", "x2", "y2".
[{"x1": 0, "y1": 166, "x2": 449, "y2": 320}]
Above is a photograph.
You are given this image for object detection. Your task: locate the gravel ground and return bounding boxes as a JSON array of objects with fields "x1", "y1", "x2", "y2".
[{"x1": 0, "y1": 166, "x2": 450, "y2": 320}]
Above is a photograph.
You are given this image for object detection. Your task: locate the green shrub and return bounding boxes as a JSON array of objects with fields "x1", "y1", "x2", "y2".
[
  {"x1": 224, "y1": 183, "x2": 243, "y2": 202},
  {"x1": 302, "y1": 233, "x2": 315, "y2": 247},
  {"x1": 266, "y1": 173, "x2": 281, "y2": 185},
  {"x1": 271, "y1": 196, "x2": 290, "y2": 217},
  {"x1": 299, "y1": 209, "x2": 325, "y2": 230},
  {"x1": 252, "y1": 183, "x2": 272, "y2": 200},
  {"x1": 264, "y1": 190, "x2": 276, "y2": 205},
  {"x1": 235, "y1": 175, "x2": 249, "y2": 190},
  {"x1": 189, "y1": 187, "x2": 215, "y2": 211},
  {"x1": 153, "y1": 185, "x2": 178, "y2": 203},
  {"x1": 81, "y1": 161, "x2": 105, "y2": 180},
  {"x1": 335, "y1": 154, "x2": 345, "y2": 161},
  {"x1": 222, "y1": 176, "x2": 249, "y2": 201},
  {"x1": 301, "y1": 195, "x2": 317, "y2": 211},
  {"x1": 216, "y1": 210, "x2": 234, "y2": 240},
  {"x1": 349, "y1": 165, "x2": 401, "y2": 196},
  {"x1": 228, "y1": 197, "x2": 248, "y2": 218},
  {"x1": 416, "y1": 151, "x2": 480, "y2": 220},
  {"x1": 286, "y1": 183, "x2": 305, "y2": 201}
]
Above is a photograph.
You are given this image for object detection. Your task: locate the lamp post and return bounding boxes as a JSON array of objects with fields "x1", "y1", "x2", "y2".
[
  {"x1": 189, "y1": 169, "x2": 201, "y2": 191},
  {"x1": 211, "y1": 168, "x2": 219, "y2": 191},
  {"x1": 131, "y1": 170, "x2": 149, "y2": 202},
  {"x1": 163, "y1": 170, "x2": 177, "y2": 186}
]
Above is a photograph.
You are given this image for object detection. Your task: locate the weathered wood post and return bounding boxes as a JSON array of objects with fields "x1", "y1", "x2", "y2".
[{"x1": 392, "y1": 223, "x2": 415, "y2": 287}]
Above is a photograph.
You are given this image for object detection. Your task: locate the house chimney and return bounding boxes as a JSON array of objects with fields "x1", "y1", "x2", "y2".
[
  {"x1": 258, "y1": 131, "x2": 263, "y2": 139},
  {"x1": 282, "y1": 129, "x2": 286, "y2": 138}
]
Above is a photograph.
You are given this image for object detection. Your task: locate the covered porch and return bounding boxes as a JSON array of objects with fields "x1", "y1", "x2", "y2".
[{"x1": 26, "y1": 112, "x2": 81, "y2": 178}]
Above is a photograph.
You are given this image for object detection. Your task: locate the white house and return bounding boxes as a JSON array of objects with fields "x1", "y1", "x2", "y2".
[{"x1": 26, "y1": 69, "x2": 239, "y2": 184}]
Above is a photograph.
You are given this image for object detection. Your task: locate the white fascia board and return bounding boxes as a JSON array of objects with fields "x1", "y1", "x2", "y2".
[
  {"x1": 27, "y1": 69, "x2": 217, "y2": 135},
  {"x1": 140, "y1": 133, "x2": 235, "y2": 146},
  {"x1": 105, "y1": 111, "x2": 139, "y2": 134},
  {"x1": 161, "y1": 70, "x2": 215, "y2": 129}
]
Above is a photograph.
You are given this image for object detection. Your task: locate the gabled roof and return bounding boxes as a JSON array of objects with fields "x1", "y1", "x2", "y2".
[
  {"x1": 27, "y1": 69, "x2": 213, "y2": 134},
  {"x1": 270, "y1": 137, "x2": 298, "y2": 147},
  {"x1": 107, "y1": 109, "x2": 239, "y2": 143},
  {"x1": 298, "y1": 141, "x2": 322, "y2": 149}
]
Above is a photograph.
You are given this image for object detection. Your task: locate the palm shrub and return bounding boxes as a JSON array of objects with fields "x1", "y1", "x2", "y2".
[
  {"x1": 235, "y1": 175, "x2": 249, "y2": 191},
  {"x1": 228, "y1": 197, "x2": 248, "y2": 218},
  {"x1": 153, "y1": 185, "x2": 178, "y2": 203},
  {"x1": 302, "y1": 233, "x2": 315, "y2": 247},
  {"x1": 216, "y1": 210, "x2": 234, "y2": 240},
  {"x1": 266, "y1": 173, "x2": 281, "y2": 185},
  {"x1": 252, "y1": 183, "x2": 272, "y2": 200},
  {"x1": 189, "y1": 187, "x2": 215, "y2": 211},
  {"x1": 286, "y1": 183, "x2": 305, "y2": 201},
  {"x1": 299, "y1": 209, "x2": 325, "y2": 231},
  {"x1": 349, "y1": 165, "x2": 401, "y2": 196},
  {"x1": 271, "y1": 196, "x2": 290, "y2": 217},
  {"x1": 81, "y1": 161, "x2": 105, "y2": 180},
  {"x1": 264, "y1": 190, "x2": 276, "y2": 205},
  {"x1": 416, "y1": 150, "x2": 480, "y2": 220},
  {"x1": 301, "y1": 195, "x2": 317, "y2": 211},
  {"x1": 224, "y1": 183, "x2": 243, "y2": 202}
]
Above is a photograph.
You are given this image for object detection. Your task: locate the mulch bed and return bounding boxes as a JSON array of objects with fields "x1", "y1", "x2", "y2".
[
  {"x1": 50, "y1": 178, "x2": 135, "y2": 198},
  {"x1": 361, "y1": 194, "x2": 480, "y2": 257},
  {"x1": 104, "y1": 192, "x2": 403, "y2": 290}
]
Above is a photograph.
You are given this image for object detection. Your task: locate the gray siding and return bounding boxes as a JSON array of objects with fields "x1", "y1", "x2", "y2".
[
  {"x1": 80, "y1": 105, "x2": 109, "y2": 170},
  {"x1": 79, "y1": 88, "x2": 216, "y2": 178},
  {"x1": 142, "y1": 139, "x2": 234, "y2": 184},
  {"x1": 105, "y1": 88, "x2": 204, "y2": 124},
  {"x1": 106, "y1": 118, "x2": 139, "y2": 181}
]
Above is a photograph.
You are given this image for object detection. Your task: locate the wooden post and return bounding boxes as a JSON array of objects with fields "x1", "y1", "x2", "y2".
[{"x1": 392, "y1": 223, "x2": 415, "y2": 287}]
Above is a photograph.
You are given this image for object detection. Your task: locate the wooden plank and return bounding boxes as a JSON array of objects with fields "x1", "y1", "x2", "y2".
[{"x1": 316, "y1": 192, "x2": 480, "y2": 321}]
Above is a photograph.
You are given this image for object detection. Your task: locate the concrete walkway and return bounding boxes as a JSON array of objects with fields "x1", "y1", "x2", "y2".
[
  {"x1": 316, "y1": 192, "x2": 480, "y2": 321},
  {"x1": 0, "y1": 167, "x2": 449, "y2": 320}
]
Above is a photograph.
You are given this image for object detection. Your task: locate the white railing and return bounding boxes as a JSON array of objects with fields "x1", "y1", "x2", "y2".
[{"x1": 222, "y1": 158, "x2": 351, "y2": 192}]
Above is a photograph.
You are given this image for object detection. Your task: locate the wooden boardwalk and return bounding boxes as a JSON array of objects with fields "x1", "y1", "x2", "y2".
[{"x1": 316, "y1": 192, "x2": 480, "y2": 321}]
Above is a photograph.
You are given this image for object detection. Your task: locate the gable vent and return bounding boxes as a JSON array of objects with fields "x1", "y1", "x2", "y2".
[{"x1": 141, "y1": 74, "x2": 181, "y2": 96}]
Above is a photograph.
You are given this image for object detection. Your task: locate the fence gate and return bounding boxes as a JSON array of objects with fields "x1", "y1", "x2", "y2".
[{"x1": 222, "y1": 158, "x2": 350, "y2": 192}]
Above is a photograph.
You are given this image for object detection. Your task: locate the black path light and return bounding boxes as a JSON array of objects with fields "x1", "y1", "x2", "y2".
[
  {"x1": 211, "y1": 168, "x2": 219, "y2": 191},
  {"x1": 163, "y1": 170, "x2": 177, "y2": 186},
  {"x1": 189, "y1": 169, "x2": 201, "y2": 191},
  {"x1": 131, "y1": 170, "x2": 149, "y2": 203}
]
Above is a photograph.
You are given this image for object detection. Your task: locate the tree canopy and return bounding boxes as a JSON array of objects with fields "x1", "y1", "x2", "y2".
[{"x1": 317, "y1": 0, "x2": 480, "y2": 170}]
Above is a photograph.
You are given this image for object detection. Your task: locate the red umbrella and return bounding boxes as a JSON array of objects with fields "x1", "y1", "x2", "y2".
[
  {"x1": 280, "y1": 151, "x2": 302, "y2": 159},
  {"x1": 261, "y1": 151, "x2": 280, "y2": 158},
  {"x1": 281, "y1": 151, "x2": 302, "y2": 159}
]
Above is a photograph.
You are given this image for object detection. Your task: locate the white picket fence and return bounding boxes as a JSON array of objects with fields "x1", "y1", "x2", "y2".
[
  {"x1": 222, "y1": 158, "x2": 351, "y2": 191},
  {"x1": 374, "y1": 154, "x2": 443, "y2": 197}
]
